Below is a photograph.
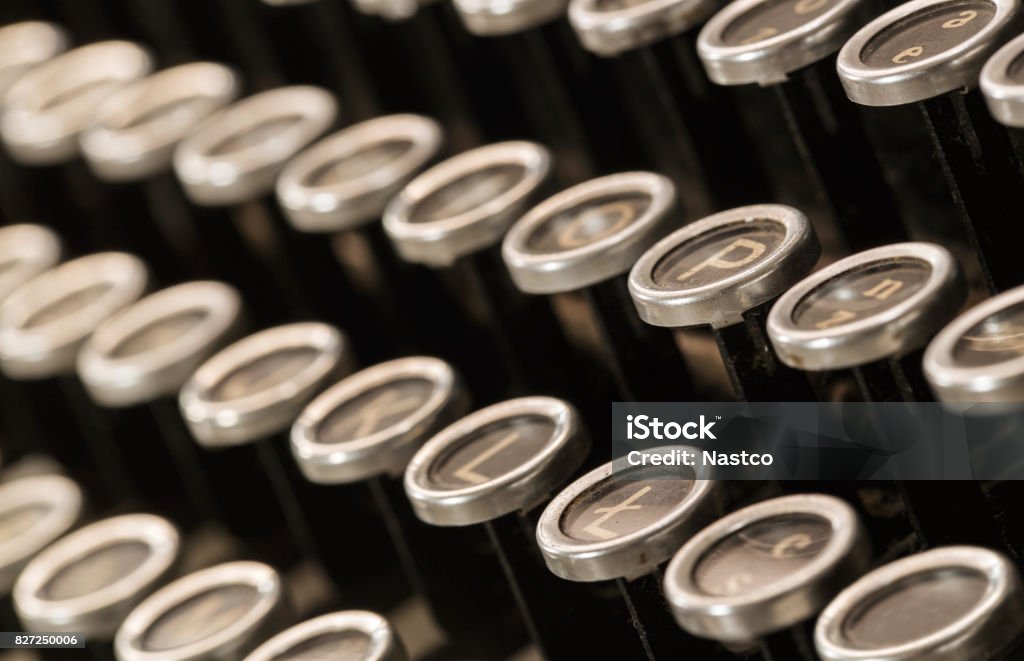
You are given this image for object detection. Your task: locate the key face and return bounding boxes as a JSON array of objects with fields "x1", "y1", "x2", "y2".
[
  {"x1": 537, "y1": 450, "x2": 721, "y2": 581},
  {"x1": 666, "y1": 494, "x2": 869, "y2": 642},
  {"x1": 860, "y1": 1, "x2": 995, "y2": 68},
  {"x1": 246, "y1": 610, "x2": 406, "y2": 661},
  {"x1": 319, "y1": 379, "x2": 436, "y2": 441},
  {"x1": 404, "y1": 397, "x2": 587, "y2": 526},
  {"x1": 526, "y1": 194, "x2": 652, "y2": 253},
  {"x1": 721, "y1": 0, "x2": 838, "y2": 47},
  {"x1": 13, "y1": 514, "x2": 179, "y2": 640},
  {"x1": 116, "y1": 561, "x2": 285, "y2": 659},
  {"x1": 815, "y1": 546, "x2": 1024, "y2": 660},
  {"x1": 955, "y1": 304, "x2": 1024, "y2": 366},
  {"x1": 768, "y1": 243, "x2": 965, "y2": 371}
]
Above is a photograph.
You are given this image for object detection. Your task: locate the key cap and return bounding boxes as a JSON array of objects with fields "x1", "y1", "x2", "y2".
[
  {"x1": 666, "y1": 494, "x2": 870, "y2": 661},
  {"x1": 629, "y1": 203, "x2": 820, "y2": 401},
  {"x1": 243, "y1": 610, "x2": 407, "y2": 661},
  {"x1": 114, "y1": 561, "x2": 288, "y2": 661},
  {"x1": 13, "y1": 514, "x2": 179, "y2": 658},
  {"x1": 815, "y1": 546, "x2": 1024, "y2": 660},
  {"x1": 536, "y1": 447, "x2": 726, "y2": 660}
]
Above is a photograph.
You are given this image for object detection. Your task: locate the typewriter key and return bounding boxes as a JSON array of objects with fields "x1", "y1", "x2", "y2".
[
  {"x1": 175, "y1": 86, "x2": 338, "y2": 325},
  {"x1": 629, "y1": 203, "x2": 820, "y2": 401},
  {"x1": 180, "y1": 323, "x2": 360, "y2": 593},
  {"x1": 385, "y1": 141, "x2": 579, "y2": 398},
  {"x1": 244, "y1": 610, "x2": 406, "y2": 661},
  {"x1": 405, "y1": 397, "x2": 641, "y2": 658},
  {"x1": 115, "y1": 561, "x2": 287, "y2": 661},
  {"x1": 291, "y1": 357, "x2": 525, "y2": 656},
  {"x1": 570, "y1": 0, "x2": 771, "y2": 215},
  {"x1": 768, "y1": 243, "x2": 1000, "y2": 547},
  {"x1": 0, "y1": 21, "x2": 67, "y2": 223},
  {"x1": 14, "y1": 514, "x2": 179, "y2": 652},
  {"x1": 453, "y1": 0, "x2": 568, "y2": 35},
  {"x1": 0, "y1": 252, "x2": 148, "y2": 508},
  {"x1": 837, "y1": 0, "x2": 1024, "y2": 292},
  {"x1": 0, "y1": 224, "x2": 62, "y2": 465},
  {"x1": 815, "y1": 546, "x2": 1024, "y2": 660},
  {"x1": 277, "y1": 114, "x2": 447, "y2": 359},
  {"x1": 666, "y1": 494, "x2": 869, "y2": 660},
  {"x1": 503, "y1": 172, "x2": 693, "y2": 402},
  {"x1": 1, "y1": 41, "x2": 153, "y2": 254},
  {"x1": 537, "y1": 449, "x2": 725, "y2": 659},
  {"x1": 697, "y1": 0, "x2": 908, "y2": 252},
  {"x1": 77, "y1": 282, "x2": 246, "y2": 530},
  {"x1": 0, "y1": 475, "x2": 82, "y2": 629},
  {"x1": 924, "y1": 284, "x2": 1024, "y2": 403},
  {"x1": 981, "y1": 32, "x2": 1024, "y2": 128},
  {"x1": 81, "y1": 62, "x2": 241, "y2": 283}
]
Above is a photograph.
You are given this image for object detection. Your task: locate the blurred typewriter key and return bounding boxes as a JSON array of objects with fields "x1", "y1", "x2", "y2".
[
  {"x1": 77, "y1": 282, "x2": 246, "y2": 531},
  {"x1": 768, "y1": 242, "x2": 1001, "y2": 548},
  {"x1": 0, "y1": 252, "x2": 148, "y2": 508},
  {"x1": 569, "y1": 0, "x2": 770, "y2": 215},
  {"x1": 292, "y1": 357, "x2": 524, "y2": 655},
  {"x1": 243, "y1": 610, "x2": 406, "y2": 661},
  {"x1": 697, "y1": 0, "x2": 908, "y2": 251},
  {"x1": 277, "y1": 114, "x2": 448, "y2": 360},
  {"x1": 174, "y1": 86, "x2": 338, "y2": 325},
  {"x1": 815, "y1": 546, "x2": 1024, "y2": 660},
  {"x1": 503, "y1": 172, "x2": 693, "y2": 401},
  {"x1": 629, "y1": 204, "x2": 820, "y2": 401},
  {"x1": 0, "y1": 224, "x2": 62, "y2": 465},
  {"x1": 405, "y1": 397, "x2": 640, "y2": 659},
  {"x1": 536, "y1": 447, "x2": 725, "y2": 660},
  {"x1": 13, "y1": 513, "x2": 179, "y2": 657},
  {"x1": 924, "y1": 283, "x2": 1024, "y2": 403},
  {"x1": 0, "y1": 21, "x2": 67, "y2": 223},
  {"x1": 384, "y1": 141, "x2": 578, "y2": 398},
  {"x1": 1, "y1": 41, "x2": 153, "y2": 254},
  {"x1": 80, "y1": 62, "x2": 241, "y2": 284},
  {"x1": 0, "y1": 474, "x2": 83, "y2": 630},
  {"x1": 981, "y1": 32, "x2": 1024, "y2": 127},
  {"x1": 180, "y1": 324, "x2": 352, "y2": 584},
  {"x1": 837, "y1": 0, "x2": 1024, "y2": 292},
  {"x1": 665, "y1": 494, "x2": 870, "y2": 661},
  {"x1": 252, "y1": 0, "x2": 378, "y2": 119},
  {"x1": 114, "y1": 561, "x2": 287, "y2": 661}
]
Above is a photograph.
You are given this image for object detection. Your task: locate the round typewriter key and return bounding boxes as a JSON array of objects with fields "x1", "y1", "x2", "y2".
[
  {"x1": 405, "y1": 397, "x2": 641, "y2": 658},
  {"x1": 925, "y1": 284, "x2": 1024, "y2": 402},
  {"x1": 0, "y1": 21, "x2": 67, "y2": 223},
  {"x1": 79, "y1": 62, "x2": 241, "y2": 283},
  {"x1": 769, "y1": 242, "x2": 965, "y2": 373},
  {"x1": 290, "y1": 358, "x2": 524, "y2": 656},
  {"x1": 569, "y1": 0, "x2": 771, "y2": 214},
  {"x1": 0, "y1": 252, "x2": 148, "y2": 508},
  {"x1": 174, "y1": 86, "x2": 339, "y2": 325},
  {"x1": 385, "y1": 141, "x2": 581, "y2": 398},
  {"x1": 180, "y1": 323, "x2": 356, "y2": 590},
  {"x1": 981, "y1": 32, "x2": 1024, "y2": 127},
  {"x1": 503, "y1": 172, "x2": 694, "y2": 401},
  {"x1": 244, "y1": 610, "x2": 406, "y2": 661},
  {"x1": 0, "y1": 474, "x2": 82, "y2": 629},
  {"x1": 1, "y1": 40, "x2": 153, "y2": 254},
  {"x1": 0, "y1": 224, "x2": 62, "y2": 465},
  {"x1": 629, "y1": 204, "x2": 820, "y2": 401},
  {"x1": 453, "y1": 0, "x2": 568, "y2": 35},
  {"x1": 115, "y1": 561, "x2": 287, "y2": 661},
  {"x1": 77, "y1": 282, "x2": 246, "y2": 530},
  {"x1": 666, "y1": 494, "x2": 869, "y2": 657},
  {"x1": 837, "y1": 0, "x2": 1024, "y2": 292},
  {"x1": 536, "y1": 448, "x2": 724, "y2": 658},
  {"x1": 14, "y1": 513, "x2": 179, "y2": 649},
  {"x1": 696, "y1": 0, "x2": 909, "y2": 252},
  {"x1": 277, "y1": 114, "x2": 451, "y2": 359},
  {"x1": 815, "y1": 546, "x2": 1024, "y2": 660}
]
